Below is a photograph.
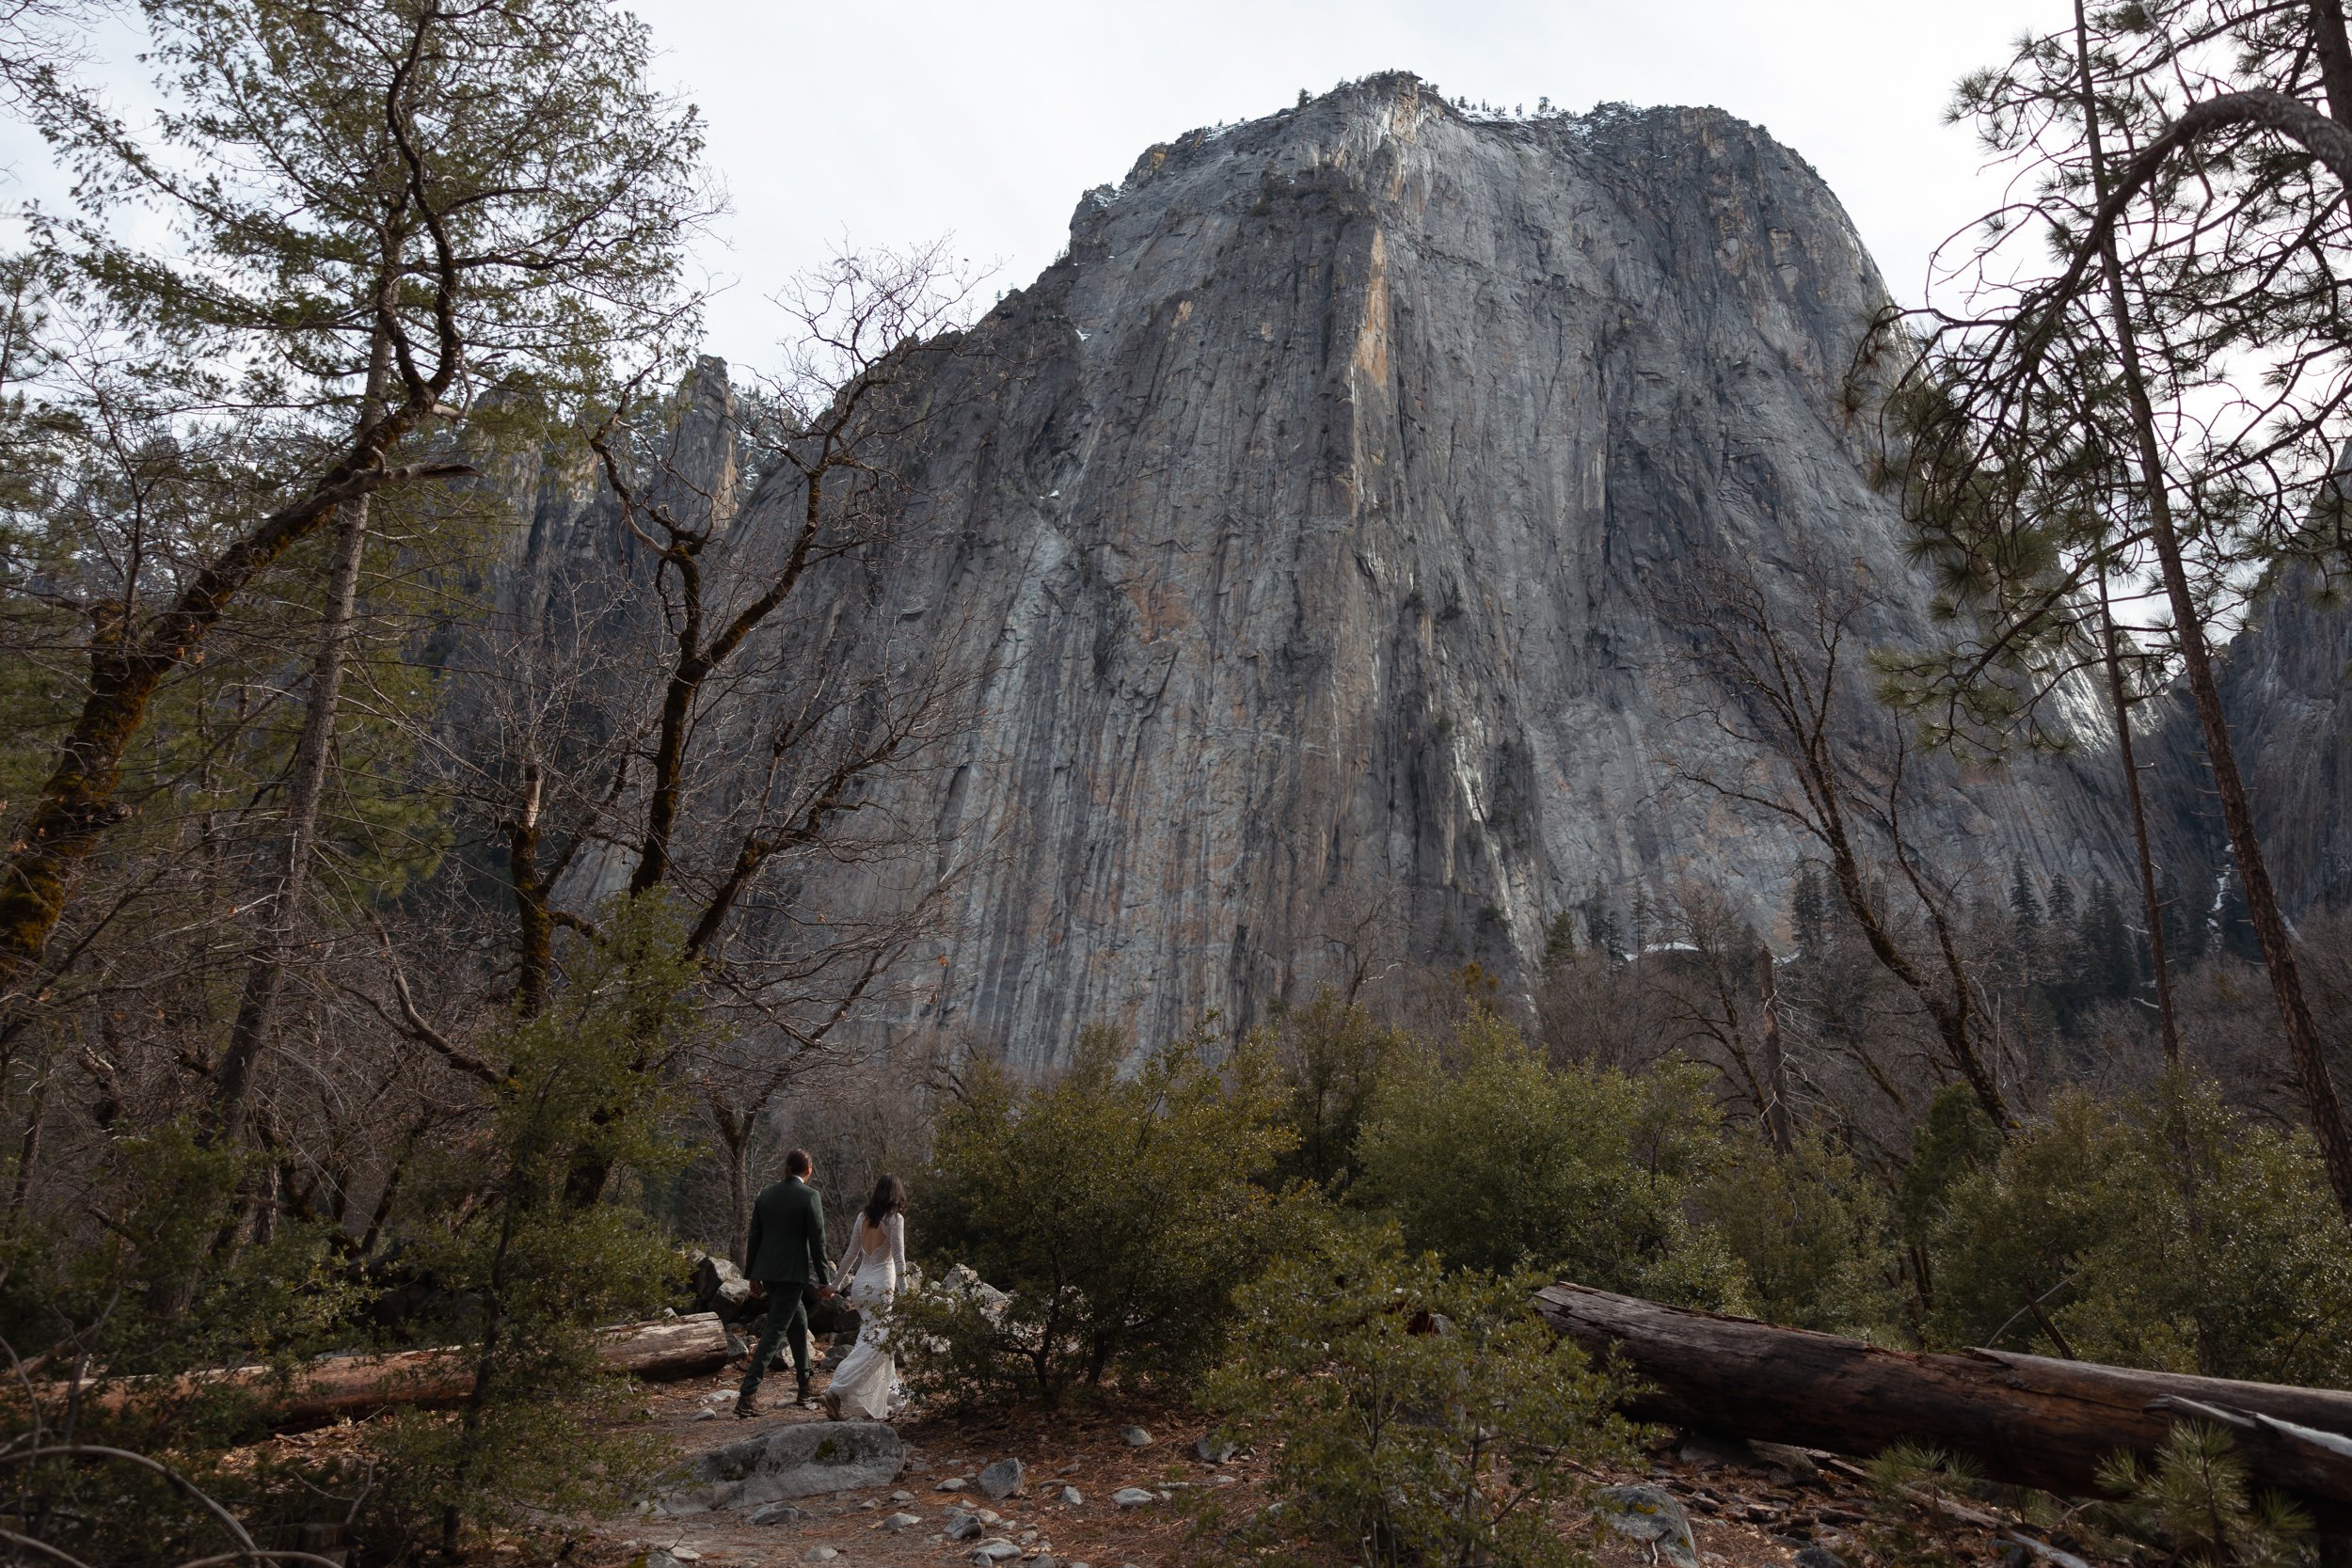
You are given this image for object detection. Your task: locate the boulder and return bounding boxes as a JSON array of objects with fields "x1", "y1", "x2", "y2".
[
  {"x1": 882, "y1": 1511, "x2": 921, "y2": 1531},
  {"x1": 1110, "y1": 1487, "x2": 1156, "y2": 1508},
  {"x1": 747, "y1": 1501, "x2": 806, "y2": 1526},
  {"x1": 692, "y1": 1419, "x2": 904, "y2": 1499},
  {"x1": 945, "y1": 1511, "x2": 983, "y2": 1542},
  {"x1": 1795, "y1": 1549, "x2": 1847, "y2": 1568},
  {"x1": 691, "y1": 1253, "x2": 755, "y2": 1322},
  {"x1": 1059, "y1": 1484, "x2": 1083, "y2": 1505},
  {"x1": 977, "y1": 1457, "x2": 1024, "y2": 1498},
  {"x1": 1594, "y1": 1485, "x2": 1698, "y2": 1568},
  {"x1": 1119, "y1": 1425, "x2": 1152, "y2": 1448}
]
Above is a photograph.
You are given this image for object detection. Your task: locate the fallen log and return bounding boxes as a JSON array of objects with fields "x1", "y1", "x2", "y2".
[
  {"x1": 1534, "y1": 1282, "x2": 2352, "y2": 1507},
  {"x1": 39, "y1": 1311, "x2": 733, "y2": 1433}
]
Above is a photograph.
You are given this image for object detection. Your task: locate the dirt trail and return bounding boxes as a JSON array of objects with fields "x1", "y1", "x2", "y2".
[{"x1": 569, "y1": 1368, "x2": 2104, "y2": 1568}]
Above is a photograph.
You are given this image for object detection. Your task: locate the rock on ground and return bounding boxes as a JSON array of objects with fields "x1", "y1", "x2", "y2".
[
  {"x1": 1594, "y1": 1483, "x2": 1700, "y2": 1568},
  {"x1": 692, "y1": 1418, "x2": 905, "y2": 1500},
  {"x1": 977, "y1": 1457, "x2": 1024, "y2": 1498}
]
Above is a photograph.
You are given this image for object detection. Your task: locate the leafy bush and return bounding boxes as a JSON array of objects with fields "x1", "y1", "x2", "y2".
[
  {"x1": 360, "y1": 894, "x2": 692, "y2": 1553},
  {"x1": 907, "y1": 1023, "x2": 1302, "y2": 1404},
  {"x1": 1925, "y1": 1076, "x2": 2352, "y2": 1384},
  {"x1": 1696, "y1": 1130, "x2": 1905, "y2": 1338},
  {"x1": 1204, "y1": 1223, "x2": 1640, "y2": 1568},
  {"x1": 1355, "y1": 1008, "x2": 1746, "y2": 1308},
  {"x1": 1899, "y1": 1082, "x2": 2005, "y2": 1243},
  {"x1": 0, "y1": 1127, "x2": 366, "y2": 1568},
  {"x1": 1261, "y1": 989, "x2": 1411, "y2": 1195}
]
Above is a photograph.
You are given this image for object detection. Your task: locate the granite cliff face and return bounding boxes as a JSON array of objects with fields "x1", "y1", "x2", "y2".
[
  {"x1": 2206, "y1": 563, "x2": 2352, "y2": 912},
  {"x1": 506, "y1": 75, "x2": 2160, "y2": 1066}
]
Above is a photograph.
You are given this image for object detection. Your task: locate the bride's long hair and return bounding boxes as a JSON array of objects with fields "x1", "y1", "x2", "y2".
[{"x1": 862, "y1": 1174, "x2": 907, "y2": 1234}]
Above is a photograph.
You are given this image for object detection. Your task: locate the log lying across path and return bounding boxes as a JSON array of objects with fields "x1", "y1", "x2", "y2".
[
  {"x1": 50, "y1": 1311, "x2": 732, "y2": 1432},
  {"x1": 1534, "y1": 1282, "x2": 2352, "y2": 1507}
]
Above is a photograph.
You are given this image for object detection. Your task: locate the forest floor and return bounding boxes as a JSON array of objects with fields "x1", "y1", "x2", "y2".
[{"x1": 546, "y1": 1354, "x2": 2123, "y2": 1568}]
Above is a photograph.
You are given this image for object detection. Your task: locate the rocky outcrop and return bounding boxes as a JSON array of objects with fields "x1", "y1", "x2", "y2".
[
  {"x1": 2205, "y1": 561, "x2": 2352, "y2": 912},
  {"x1": 675, "y1": 72, "x2": 2142, "y2": 1067}
]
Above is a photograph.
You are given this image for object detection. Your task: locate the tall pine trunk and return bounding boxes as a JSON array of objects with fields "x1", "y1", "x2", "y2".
[
  {"x1": 2073, "y1": 3, "x2": 2352, "y2": 1217},
  {"x1": 211, "y1": 335, "x2": 391, "y2": 1144}
]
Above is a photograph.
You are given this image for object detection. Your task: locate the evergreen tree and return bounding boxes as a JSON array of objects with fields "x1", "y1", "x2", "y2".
[
  {"x1": 2160, "y1": 871, "x2": 2209, "y2": 965},
  {"x1": 1581, "y1": 883, "x2": 1624, "y2": 960},
  {"x1": 2046, "y1": 873, "x2": 2077, "y2": 931},
  {"x1": 2084, "y1": 875, "x2": 2136, "y2": 1003},
  {"x1": 2010, "y1": 856, "x2": 2043, "y2": 936},
  {"x1": 1790, "y1": 863, "x2": 1828, "y2": 958},
  {"x1": 1541, "y1": 910, "x2": 1577, "y2": 974}
]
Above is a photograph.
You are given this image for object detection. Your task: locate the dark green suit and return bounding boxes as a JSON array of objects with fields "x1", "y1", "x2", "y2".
[{"x1": 738, "y1": 1176, "x2": 829, "y2": 1401}]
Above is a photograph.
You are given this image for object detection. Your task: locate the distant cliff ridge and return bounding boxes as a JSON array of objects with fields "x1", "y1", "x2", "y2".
[{"x1": 509, "y1": 74, "x2": 2169, "y2": 1066}]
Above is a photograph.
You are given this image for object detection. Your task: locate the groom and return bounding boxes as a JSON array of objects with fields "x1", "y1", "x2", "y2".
[{"x1": 735, "y1": 1147, "x2": 834, "y2": 1417}]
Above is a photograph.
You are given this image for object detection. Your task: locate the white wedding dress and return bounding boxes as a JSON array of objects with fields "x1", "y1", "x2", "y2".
[{"x1": 826, "y1": 1212, "x2": 903, "y2": 1420}]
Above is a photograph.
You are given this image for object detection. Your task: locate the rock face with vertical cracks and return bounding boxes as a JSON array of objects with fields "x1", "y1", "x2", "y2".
[{"x1": 669, "y1": 74, "x2": 2146, "y2": 1068}]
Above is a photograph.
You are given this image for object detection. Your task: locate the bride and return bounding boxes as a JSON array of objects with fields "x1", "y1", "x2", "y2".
[{"x1": 822, "y1": 1174, "x2": 907, "y2": 1421}]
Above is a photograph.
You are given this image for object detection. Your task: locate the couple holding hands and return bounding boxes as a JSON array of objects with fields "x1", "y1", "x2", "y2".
[{"x1": 734, "y1": 1148, "x2": 907, "y2": 1421}]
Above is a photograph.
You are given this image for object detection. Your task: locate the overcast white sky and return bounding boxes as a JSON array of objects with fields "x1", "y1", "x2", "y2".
[
  {"x1": 651, "y1": 0, "x2": 2059, "y2": 370},
  {"x1": 0, "y1": 0, "x2": 2065, "y2": 373}
]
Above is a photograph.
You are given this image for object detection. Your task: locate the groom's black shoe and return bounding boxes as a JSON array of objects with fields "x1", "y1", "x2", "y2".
[
  {"x1": 733, "y1": 1391, "x2": 758, "y2": 1418},
  {"x1": 795, "y1": 1374, "x2": 813, "y2": 1407}
]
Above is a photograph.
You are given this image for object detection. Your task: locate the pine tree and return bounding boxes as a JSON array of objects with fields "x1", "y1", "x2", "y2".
[
  {"x1": 2161, "y1": 871, "x2": 2209, "y2": 965},
  {"x1": 1790, "y1": 863, "x2": 1828, "y2": 958},
  {"x1": 2010, "y1": 857, "x2": 2043, "y2": 936},
  {"x1": 1541, "y1": 910, "x2": 1577, "y2": 973},
  {"x1": 1581, "y1": 883, "x2": 1625, "y2": 960},
  {"x1": 2084, "y1": 874, "x2": 2135, "y2": 1003}
]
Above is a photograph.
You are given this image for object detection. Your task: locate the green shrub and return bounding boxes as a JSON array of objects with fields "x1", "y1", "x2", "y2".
[
  {"x1": 0, "y1": 1127, "x2": 365, "y2": 1568},
  {"x1": 1926, "y1": 1076, "x2": 2352, "y2": 1384},
  {"x1": 1261, "y1": 989, "x2": 1412, "y2": 1195},
  {"x1": 2091, "y1": 1422, "x2": 2312, "y2": 1567},
  {"x1": 1696, "y1": 1130, "x2": 1905, "y2": 1338},
  {"x1": 1203, "y1": 1223, "x2": 1640, "y2": 1568},
  {"x1": 907, "y1": 1022, "x2": 1302, "y2": 1405},
  {"x1": 1898, "y1": 1083, "x2": 2003, "y2": 1243},
  {"x1": 1355, "y1": 1008, "x2": 1746, "y2": 1308},
  {"x1": 360, "y1": 893, "x2": 691, "y2": 1554}
]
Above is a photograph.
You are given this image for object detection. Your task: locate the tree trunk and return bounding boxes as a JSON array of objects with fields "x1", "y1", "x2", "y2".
[
  {"x1": 1533, "y1": 1282, "x2": 2352, "y2": 1505},
  {"x1": 8, "y1": 1073, "x2": 42, "y2": 1212},
  {"x1": 210, "y1": 498, "x2": 373, "y2": 1142},
  {"x1": 2073, "y1": 5, "x2": 2352, "y2": 1217},
  {"x1": 2093, "y1": 566, "x2": 2181, "y2": 1064},
  {"x1": 212, "y1": 339, "x2": 391, "y2": 1144},
  {"x1": 44, "y1": 1312, "x2": 730, "y2": 1433},
  {"x1": 1757, "y1": 945, "x2": 1791, "y2": 1151},
  {"x1": 0, "y1": 404, "x2": 451, "y2": 987}
]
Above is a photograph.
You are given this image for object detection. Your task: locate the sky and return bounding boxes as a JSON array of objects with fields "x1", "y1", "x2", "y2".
[
  {"x1": 647, "y1": 0, "x2": 2061, "y2": 371},
  {"x1": 0, "y1": 0, "x2": 2065, "y2": 372}
]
